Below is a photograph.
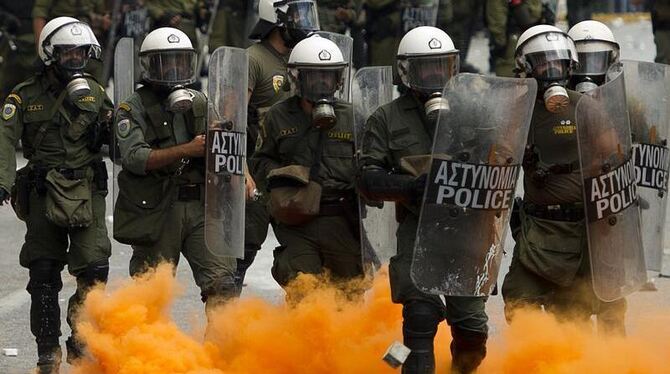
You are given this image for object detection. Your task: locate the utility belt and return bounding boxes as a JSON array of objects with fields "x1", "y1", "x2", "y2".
[
  {"x1": 522, "y1": 201, "x2": 584, "y2": 222},
  {"x1": 29, "y1": 161, "x2": 108, "y2": 195},
  {"x1": 176, "y1": 183, "x2": 203, "y2": 202},
  {"x1": 319, "y1": 188, "x2": 356, "y2": 216}
]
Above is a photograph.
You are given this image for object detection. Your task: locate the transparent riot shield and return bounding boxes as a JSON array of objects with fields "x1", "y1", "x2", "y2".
[
  {"x1": 411, "y1": 74, "x2": 537, "y2": 296},
  {"x1": 401, "y1": 0, "x2": 439, "y2": 33},
  {"x1": 112, "y1": 37, "x2": 134, "y2": 206},
  {"x1": 315, "y1": 31, "x2": 353, "y2": 101},
  {"x1": 352, "y1": 66, "x2": 396, "y2": 270},
  {"x1": 576, "y1": 69, "x2": 647, "y2": 302},
  {"x1": 610, "y1": 60, "x2": 670, "y2": 272},
  {"x1": 206, "y1": 47, "x2": 248, "y2": 259}
]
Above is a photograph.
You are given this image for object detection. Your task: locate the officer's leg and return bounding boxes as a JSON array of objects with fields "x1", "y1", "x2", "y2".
[
  {"x1": 66, "y1": 191, "x2": 111, "y2": 362},
  {"x1": 390, "y1": 215, "x2": 444, "y2": 374},
  {"x1": 237, "y1": 199, "x2": 271, "y2": 292},
  {"x1": 27, "y1": 260, "x2": 65, "y2": 373},
  {"x1": 501, "y1": 241, "x2": 553, "y2": 322},
  {"x1": 595, "y1": 298, "x2": 627, "y2": 336},
  {"x1": 129, "y1": 202, "x2": 183, "y2": 278},
  {"x1": 654, "y1": 29, "x2": 670, "y2": 64},
  {"x1": 271, "y1": 221, "x2": 322, "y2": 292},
  {"x1": 443, "y1": 297, "x2": 488, "y2": 374},
  {"x1": 65, "y1": 260, "x2": 109, "y2": 362},
  {"x1": 182, "y1": 200, "x2": 237, "y2": 312},
  {"x1": 319, "y1": 216, "x2": 364, "y2": 282},
  {"x1": 22, "y1": 190, "x2": 69, "y2": 373}
]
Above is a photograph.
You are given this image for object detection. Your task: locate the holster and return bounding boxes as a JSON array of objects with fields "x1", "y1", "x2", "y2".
[{"x1": 10, "y1": 166, "x2": 32, "y2": 221}]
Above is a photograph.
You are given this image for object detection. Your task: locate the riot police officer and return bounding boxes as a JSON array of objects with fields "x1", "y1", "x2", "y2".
[
  {"x1": 358, "y1": 26, "x2": 488, "y2": 374},
  {"x1": 240, "y1": 0, "x2": 320, "y2": 292},
  {"x1": 502, "y1": 24, "x2": 630, "y2": 331},
  {"x1": 113, "y1": 27, "x2": 237, "y2": 315},
  {"x1": 0, "y1": 17, "x2": 112, "y2": 373},
  {"x1": 253, "y1": 35, "x2": 364, "y2": 295}
]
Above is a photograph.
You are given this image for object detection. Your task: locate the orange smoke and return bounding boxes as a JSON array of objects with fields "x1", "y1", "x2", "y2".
[{"x1": 73, "y1": 264, "x2": 670, "y2": 374}]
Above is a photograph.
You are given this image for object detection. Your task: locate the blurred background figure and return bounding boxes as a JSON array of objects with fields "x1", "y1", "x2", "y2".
[{"x1": 0, "y1": 0, "x2": 38, "y2": 100}]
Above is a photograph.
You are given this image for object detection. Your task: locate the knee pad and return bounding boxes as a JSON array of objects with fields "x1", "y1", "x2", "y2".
[
  {"x1": 402, "y1": 302, "x2": 442, "y2": 338},
  {"x1": 27, "y1": 260, "x2": 64, "y2": 293},
  {"x1": 450, "y1": 327, "x2": 487, "y2": 352},
  {"x1": 74, "y1": 259, "x2": 109, "y2": 289},
  {"x1": 201, "y1": 275, "x2": 238, "y2": 303}
]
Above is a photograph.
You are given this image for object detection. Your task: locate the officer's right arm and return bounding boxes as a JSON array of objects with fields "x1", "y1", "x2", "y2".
[
  {"x1": 357, "y1": 111, "x2": 418, "y2": 202},
  {"x1": 486, "y1": 0, "x2": 508, "y2": 50},
  {"x1": 115, "y1": 104, "x2": 205, "y2": 175},
  {"x1": 0, "y1": 95, "x2": 24, "y2": 194}
]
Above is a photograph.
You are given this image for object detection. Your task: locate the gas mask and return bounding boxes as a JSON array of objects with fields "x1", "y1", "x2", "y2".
[
  {"x1": 570, "y1": 50, "x2": 614, "y2": 93},
  {"x1": 532, "y1": 61, "x2": 572, "y2": 113},
  {"x1": 140, "y1": 49, "x2": 197, "y2": 110},
  {"x1": 572, "y1": 76, "x2": 600, "y2": 93},
  {"x1": 166, "y1": 86, "x2": 194, "y2": 113},
  {"x1": 398, "y1": 53, "x2": 459, "y2": 120},
  {"x1": 293, "y1": 67, "x2": 343, "y2": 130},
  {"x1": 424, "y1": 93, "x2": 449, "y2": 123},
  {"x1": 276, "y1": 0, "x2": 320, "y2": 48},
  {"x1": 312, "y1": 99, "x2": 336, "y2": 129},
  {"x1": 53, "y1": 45, "x2": 92, "y2": 101},
  {"x1": 541, "y1": 82, "x2": 570, "y2": 113}
]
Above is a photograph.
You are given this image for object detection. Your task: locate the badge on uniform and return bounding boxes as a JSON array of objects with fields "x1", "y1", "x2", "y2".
[
  {"x1": 2, "y1": 103, "x2": 16, "y2": 121},
  {"x1": 117, "y1": 119, "x2": 131, "y2": 138},
  {"x1": 272, "y1": 75, "x2": 285, "y2": 93}
]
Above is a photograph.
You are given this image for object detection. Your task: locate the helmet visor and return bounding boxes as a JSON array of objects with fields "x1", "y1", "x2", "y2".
[
  {"x1": 295, "y1": 67, "x2": 344, "y2": 101},
  {"x1": 574, "y1": 51, "x2": 616, "y2": 76},
  {"x1": 284, "y1": 0, "x2": 320, "y2": 32},
  {"x1": 54, "y1": 45, "x2": 93, "y2": 70},
  {"x1": 525, "y1": 49, "x2": 572, "y2": 81},
  {"x1": 140, "y1": 50, "x2": 197, "y2": 86},
  {"x1": 404, "y1": 53, "x2": 459, "y2": 93}
]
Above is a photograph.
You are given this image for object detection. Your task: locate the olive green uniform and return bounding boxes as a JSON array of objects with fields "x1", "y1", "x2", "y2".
[
  {"x1": 0, "y1": 70, "x2": 112, "y2": 365},
  {"x1": 359, "y1": 93, "x2": 488, "y2": 372},
  {"x1": 653, "y1": 0, "x2": 670, "y2": 64},
  {"x1": 32, "y1": 0, "x2": 109, "y2": 82},
  {"x1": 237, "y1": 40, "x2": 291, "y2": 289},
  {"x1": 0, "y1": 0, "x2": 37, "y2": 100},
  {"x1": 319, "y1": 0, "x2": 356, "y2": 34},
  {"x1": 253, "y1": 96, "x2": 363, "y2": 286},
  {"x1": 502, "y1": 90, "x2": 626, "y2": 335},
  {"x1": 145, "y1": 0, "x2": 199, "y2": 48},
  {"x1": 208, "y1": 0, "x2": 249, "y2": 50},
  {"x1": 485, "y1": 0, "x2": 543, "y2": 77},
  {"x1": 114, "y1": 86, "x2": 236, "y2": 302}
]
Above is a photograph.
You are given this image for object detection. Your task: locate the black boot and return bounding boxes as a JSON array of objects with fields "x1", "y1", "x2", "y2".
[
  {"x1": 36, "y1": 345, "x2": 62, "y2": 374},
  {"x1": 401, "y1": 302, "x2": 443, "y2": 374},
  {"x1": 450, "y1": 327, "x2": 487, "y2": 374},
  {"x1": 65, "y1": 336, "x2": 84, "y2": 364}
]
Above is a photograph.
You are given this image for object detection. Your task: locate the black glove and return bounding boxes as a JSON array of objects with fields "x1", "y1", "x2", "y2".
[
  {"x1": 0, "y1": 188, "x2": 9, "y2": 205},
  {"x1": 412, "y1": 174, "x2": 428, "y2": 202}
]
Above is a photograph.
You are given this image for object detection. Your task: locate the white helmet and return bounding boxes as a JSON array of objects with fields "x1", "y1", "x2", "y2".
[
  {"x1": 515, "y1": 24, "x2": 578, "y2": 78},
  {"x1": 38, "y1": 17, "x2": 101, "y2": 67},
  {"x1": 250, "y1": 0, "x2": 320, "y2": 43},
  {"x1": 396, "y1": 26, "x2": 459, "y2": 94},
  {"x1": 568, "y1": 20, "x2": 619, "y2": 79},
  {"x1": 287, "y1": 35, "x2": 347, "y2": 101},
  {"x1": 139, "y1": 28, "x2": 197, "y2": 87}
]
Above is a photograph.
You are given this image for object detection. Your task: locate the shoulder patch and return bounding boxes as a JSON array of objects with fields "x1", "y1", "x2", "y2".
[
  {"x1": 117, "y1": 119, "x2": 131, "y2": 138},
  {"x1": 7, "y1": 94, "x2": 22, "y2": 105},
  {"x1": 118, "y1": 103, "x2": 131, "y2": 112},
  {"x1": 272, "y1": 75, "x2": 285, "y2": 93},
  {"x1": 2, "y1": 103, "x2": 17, "y2": 121}
]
